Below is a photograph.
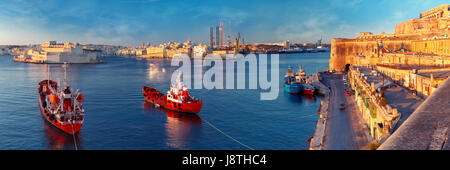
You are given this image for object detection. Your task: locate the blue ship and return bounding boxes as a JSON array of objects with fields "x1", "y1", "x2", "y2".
[{"x1": 284, "y1": 66, "x2": 303, "y2": 94}]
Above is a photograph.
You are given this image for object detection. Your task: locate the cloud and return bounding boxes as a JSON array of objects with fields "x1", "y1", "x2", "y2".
[
  {"x1": 274, "y1": 11, "x2": 342, "y2": 43},
  {"x1": 190, "y1": 6, "x2": 251, "y2": 26},
  {"x1": 327, "y1": 0, "x2": 364, "y2": 10},
  {"x1": 393, "y1": 11, "x2": 406, "y2": 20}
]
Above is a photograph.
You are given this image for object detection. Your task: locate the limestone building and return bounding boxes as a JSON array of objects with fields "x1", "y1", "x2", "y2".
[
  {"x1": 330, "y1": 4, "x2": 450, "y2": 72},
  {"x1": 13, "y1": 41, "x2": 100, "y2": 64}
]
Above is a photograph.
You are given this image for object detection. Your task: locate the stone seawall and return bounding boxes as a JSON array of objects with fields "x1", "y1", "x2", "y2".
[
  {"x1": 310, "y1": 72, "x2": 331, "y2": 150},
  {"x1": 310, "y1": 72, "x2": 331, "y2": 96}
]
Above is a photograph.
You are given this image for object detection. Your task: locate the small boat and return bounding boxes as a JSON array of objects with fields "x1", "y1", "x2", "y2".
[
  {"x1": 143, "y1": 75, "x2": 203, "y2": 114},
  {"x1": 279, "y1": 48, "x2": 305, "y2": 54},
  {"x1": 295, "y1": 66, "x2": 316, "y2": 96},
  {"x1": 284, "y1": 66, "x2": 302, "y2": 94},
  {"x1": 303, "y1": 84, "x2": 316, "y2": 95},
  {"x1": 38, "y1": 63, "x2": 85, "y2": 135}
]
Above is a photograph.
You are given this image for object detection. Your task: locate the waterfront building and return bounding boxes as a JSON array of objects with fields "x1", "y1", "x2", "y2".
[
  {"x1": 210, "y1": 27, "x2": 215, "y2": 48},
  {"x1": 116, "y1": 47, "x2": 137, "y2": 56},
  {"x1": 134, "y1": 40, "x2": 195, "y2": 58},
  {"x1": 13, "y1": 41, "x2": 100, "y2": 64},
  {"x1": 145, "y1": 45, "x2": 166, "y2": 58},
  {"x1": 227, "y1": 20, "x2": 232, "y2": 48},
  {"x1": 0, "y1": 45, "x2": 27, "y2": 55},
  {"x1": 136, "y1": 48, "x2": 147, "y2": 56},
  {"x1": 285, "y1": 40, "x2": 290, "y2": 49},
  {"x1": 219, "y1": 21, "x2": 224, "y2": 48},
  {"x1": 330, "y1": 4, "x2": 450, "y2": 72},
  {"x1": 216, "y1": 26, "x2": 220, "y2": 49},
  {"x1": 193, "y1": 44, "x2": 209, "y2": 57}
]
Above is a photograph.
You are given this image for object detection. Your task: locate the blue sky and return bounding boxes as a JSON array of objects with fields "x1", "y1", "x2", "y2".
[{"x1": 0, "y1": 0, "x2": 448, "y2": 46}]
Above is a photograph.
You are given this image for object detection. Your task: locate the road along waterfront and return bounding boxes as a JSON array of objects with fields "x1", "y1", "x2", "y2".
[{"x1": 318, "y1": 72, "x2": 372, "y2": 150}]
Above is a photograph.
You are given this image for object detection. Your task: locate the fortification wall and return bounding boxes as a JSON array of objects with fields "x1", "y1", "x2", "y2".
[
  {"x1": 329, "y1": 4, "x2": 450, "y2": 72},
  {"x1": 329, "y1": 39, "x2": 412, "y2": 71}
]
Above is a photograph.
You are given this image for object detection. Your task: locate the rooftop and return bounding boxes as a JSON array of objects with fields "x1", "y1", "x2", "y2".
[{"x1": 417, "y1": 71, "x2": 450, "y2": 79}]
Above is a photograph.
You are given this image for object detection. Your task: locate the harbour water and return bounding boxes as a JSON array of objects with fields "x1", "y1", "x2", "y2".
[{"x1": 0, "y1": 52, "x2": 330, "y2": 150}]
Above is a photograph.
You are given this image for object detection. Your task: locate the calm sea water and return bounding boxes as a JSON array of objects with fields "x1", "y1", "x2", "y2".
[{"x1": 0, "y1": 52, "x2": 330, "y2": 150}]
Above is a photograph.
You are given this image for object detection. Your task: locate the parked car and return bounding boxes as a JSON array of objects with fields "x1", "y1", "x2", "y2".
[
  {"x1": 346, "y1": 91, "x2": 351, "y2": 96},
  {"x1": 340, "y1": 104, "x2": 345, "y2": 110}
]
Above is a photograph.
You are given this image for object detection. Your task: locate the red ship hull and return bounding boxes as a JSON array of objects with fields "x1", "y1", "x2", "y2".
[
  {"x1": 39, "y1": 95, "x2": 82, "y2": 135},
  {"x1": 303, "y1": 89, "x2": 315, "y2": 95},
  {"x1": 38, "y1": 79, "x2": 83, "y2": 135},
  {"x1": 143, "y1": 86, "x2": 203, "y2": 114}
]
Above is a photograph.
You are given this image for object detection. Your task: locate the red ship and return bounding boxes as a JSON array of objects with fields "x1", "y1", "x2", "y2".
[
  {"x1": 143, "y1": 81, "x2": 202, "y2": 114},
  {"x1": 38, "y1": 64, "x2": 85, "y2": 135},
  {"x1": 38, "y1": 80, "x2": 85, "y2": 134},
  {"x1": 303, "y1": 84, "x2": 316, "y2": 96}
]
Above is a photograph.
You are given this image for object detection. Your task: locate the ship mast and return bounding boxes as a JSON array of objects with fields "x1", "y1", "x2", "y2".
[
  {"x1": 47, "y1": 64, "x2": 50, "y2": 87},
  {"x1": 63, "y1": 62, "x2": 67, "y2": 89}
]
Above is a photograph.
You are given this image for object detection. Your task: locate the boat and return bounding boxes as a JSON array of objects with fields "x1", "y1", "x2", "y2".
[
  {"x1": 304, "y1": 48, "x2": 315, "y2": 53},
  {"x1": 316, "y1": 46, "x2": 330, "y2": 52},
  {"x1": 279, "y1": 48, "x2": 305, "y2": 54},
  {"x1": 143, "y1": 75, "x2": 203, "y2": 114},
  {"x1": 303, "y1": 84, "x2": 316, "y2": 95},
  {"x1": 284, "y1": 66, "x2": 302, "y2": 94},
  {"x1": 295, "y1": 65, "x2": 307, "y2": 84},
  {"x1": 295, "y1": 66, "x2": 316, "y2": 95},
  {"x1": 38, "y1": 64, "x2": 85, "y2": 135}
]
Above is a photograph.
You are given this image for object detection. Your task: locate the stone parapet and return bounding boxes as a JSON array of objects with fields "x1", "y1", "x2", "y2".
[{"x1": 378, "y1": 77, "x2": 450, "y2": 150}]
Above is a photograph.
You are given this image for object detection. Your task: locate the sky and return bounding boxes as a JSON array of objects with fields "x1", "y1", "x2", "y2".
[{"x1": 0, "y1": 0, "x2": 448, "y2": 46}]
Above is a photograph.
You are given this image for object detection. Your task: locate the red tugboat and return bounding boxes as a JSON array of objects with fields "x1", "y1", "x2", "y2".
[
  {"x1": 143, "y1": 78, "x2": 202, "y2": 114},
  {"x1": 38, "y1": 64, "x2": 85, "y2": 135}
]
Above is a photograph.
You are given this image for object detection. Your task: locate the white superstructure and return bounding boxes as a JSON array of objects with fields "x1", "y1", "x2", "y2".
[{"x1": 14, "y1": 41, "x2": 101, "y2": 64}]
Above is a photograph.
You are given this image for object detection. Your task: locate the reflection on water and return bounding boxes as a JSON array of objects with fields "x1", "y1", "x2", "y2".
[
  {"x1": 147, "y1": 63, "x2": 166, "y2": 80},
  {"x1": 29, "y1": 64, "x2": 86, "y2": 90},
  {"x1": 284, "y1": 92, "x2": 319, "y2": 105},
  {"x1": 284, "y1": 92, "x2": 303, "y2": 104},
  {"x1": 24, "y1": 64, "x2": 49, "y2": 81},
  {"x1": 143, "y1": 102, "x2": 202, "y2": 149},
  {"x1": 302, "y1": 95, "x2": 319, "y2": 106},
  {"x1": 42, "y1": 118, "x2": 82, "y2": 150}
]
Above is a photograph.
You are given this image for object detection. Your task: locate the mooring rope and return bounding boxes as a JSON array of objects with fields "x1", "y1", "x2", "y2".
[
  {"x1": 202, "y1": 118, "x2": 254, "y2": 150},
  {"x1": 70, "y1": 121, "x2": 78, "y2": 150}
]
